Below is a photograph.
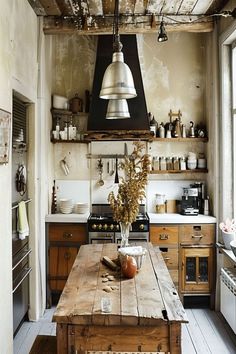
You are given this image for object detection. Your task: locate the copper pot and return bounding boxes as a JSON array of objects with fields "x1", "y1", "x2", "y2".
[{"x1": 69, "y1": 93, "x2": 83, "y2": 113}]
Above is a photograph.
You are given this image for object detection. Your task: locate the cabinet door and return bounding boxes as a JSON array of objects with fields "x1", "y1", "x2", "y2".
[
  {"x1": 49, "y1": 246, "x2": 79, "y2": 291},
  {"x1": 179, "y1": 224, "x2": 215, "y2": 245},
  {"x1": 181, "y1": 247, "x2": 213, "y2": 293},
  {"x1": 150, "y1": 225, "x2": 178, "y2": 245}
]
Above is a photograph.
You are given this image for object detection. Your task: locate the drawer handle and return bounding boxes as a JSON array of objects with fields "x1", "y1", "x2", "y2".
[
  {"x1": 163, "y1": 257, "x2": 171, "y2": 261},
  {"x1": 160, "y1": 234, "x2": 169, "y2": 240},
  {"x1": 64, "y1": 252, "x2": 71, "y2": 260},
  {"x1": 63, "y1": 232, "x2": 73, "y2": 239},
  {"x1": 192, "y1": 235, "x2": 203, "y2": 239}
]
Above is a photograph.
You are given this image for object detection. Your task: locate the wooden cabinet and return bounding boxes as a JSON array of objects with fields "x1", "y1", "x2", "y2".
[
  {"x1": 150, "y1": 225, "x2": 179, "y2": 290},
  {"x1": 150, "y1": 223, "x2": 216, "y2": 307},
  {"x1": 179, "y1": 223, "x2": 216, "y2": 308},
  {"x1": 180, "y1": 247, "x2": 213, "y2": 293},
  {"x1": 46, "y1": 223, "x2": 87, "y2": 307}
]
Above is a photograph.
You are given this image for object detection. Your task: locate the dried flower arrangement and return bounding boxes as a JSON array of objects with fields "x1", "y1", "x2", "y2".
[{"x1": 108, "y1": 142, "x2": 150, "y2": 224}]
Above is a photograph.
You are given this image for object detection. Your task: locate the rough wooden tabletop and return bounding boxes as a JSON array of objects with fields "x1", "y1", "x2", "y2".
[{"x1": 53, "y1": 243, "x2": 188, "y2": 326}]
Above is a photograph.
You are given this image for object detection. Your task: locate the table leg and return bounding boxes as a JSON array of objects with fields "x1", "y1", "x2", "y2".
[
  {"x1": 56, "y1": 323, "x2": 68, "y2": 354},
  {"x1": 169, "y1": 323, "x2": 181, "y2": 354}
]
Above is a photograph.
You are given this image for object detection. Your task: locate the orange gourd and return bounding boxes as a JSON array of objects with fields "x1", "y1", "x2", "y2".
[{"x1": 121, "y1": 255, "x2": 137, "y2": 279}]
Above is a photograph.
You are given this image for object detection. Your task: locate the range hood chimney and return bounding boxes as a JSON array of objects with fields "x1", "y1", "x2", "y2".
[{"x1": 87, "y1": 35, "x2": 149, "y2": 132}]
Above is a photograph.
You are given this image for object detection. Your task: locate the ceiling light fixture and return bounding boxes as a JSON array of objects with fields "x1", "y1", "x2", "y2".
[
  {"x1": 106, "y1": 99, "x2": 130, "y2": 119},
  {"x1": 157, "y1": 19, "x2": 168, "y2": 42},
  {"x1": 99, "y1": 0, "x2": 137, "y2": 100}
]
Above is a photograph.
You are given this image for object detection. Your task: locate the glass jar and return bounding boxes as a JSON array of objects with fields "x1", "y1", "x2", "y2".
[
  {"x1": 160, "y1": 156, "x2": 166, "y2": 170},
  {"x1": 173, "y1": 157, "x2": 180, "y2": 170},
  {"x1": 166, "y1": 157, "x2": 173, "y2": 170},
  {"x1": 152, "y1": 156, "x2": 159, "y2": 170}
]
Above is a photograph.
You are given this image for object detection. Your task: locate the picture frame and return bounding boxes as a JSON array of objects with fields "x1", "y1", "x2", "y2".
[{"x1": 0, "y1": 109, "x2": 11, "y2": 164}]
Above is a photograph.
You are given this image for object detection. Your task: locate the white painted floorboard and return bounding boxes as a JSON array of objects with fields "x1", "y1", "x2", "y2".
[{"x1": 14, "y1": 307, "x2": 236, "y2": 354}]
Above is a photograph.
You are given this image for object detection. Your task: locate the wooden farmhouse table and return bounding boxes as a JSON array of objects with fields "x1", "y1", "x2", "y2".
[{"x1": 53, "y1": 243, "x2": 188, "y2": 354}]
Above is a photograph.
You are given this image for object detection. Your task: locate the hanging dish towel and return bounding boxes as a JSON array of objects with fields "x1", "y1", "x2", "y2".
[{"x1": 17, "y1": 201, "x2": 29, "y2": 240}]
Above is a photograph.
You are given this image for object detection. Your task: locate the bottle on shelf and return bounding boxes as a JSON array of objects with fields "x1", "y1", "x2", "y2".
[
  {"x1": 159, "y1": 123, "x2": 165, "y2": 138},
  {"x1": 150, "y1": 114, "x2": 158, "y2": 137}
]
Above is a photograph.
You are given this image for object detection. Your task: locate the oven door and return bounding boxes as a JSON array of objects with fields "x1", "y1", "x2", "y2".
[
  {"x1": 115, "y1": 232, "x2": 149, "y2": 245},
  {"x1": 89, "y1": 232, "x2": 114, "y2": 244}
]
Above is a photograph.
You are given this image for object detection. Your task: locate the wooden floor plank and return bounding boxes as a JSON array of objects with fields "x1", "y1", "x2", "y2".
[
  {"x1": 192, "y1": 309, "x2": 232, "y2": 354},
  {"x1": 204, "y1": 309, "x2": 236, "y2": 353},
  {"x1": 181, "y1": 323, "x2": 197, "y2": 354},
  {"x1": 185, "y1": 309, "x2": 212, "y2": 354}
]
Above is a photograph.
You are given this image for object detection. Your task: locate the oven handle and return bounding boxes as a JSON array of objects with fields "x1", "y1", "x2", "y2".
[
  {"x1": 12, "y1": 267, "x2": 32, "y2": 294},
  {"x1": 12, "y1": 249, "x2": 32, "y2": 271}
]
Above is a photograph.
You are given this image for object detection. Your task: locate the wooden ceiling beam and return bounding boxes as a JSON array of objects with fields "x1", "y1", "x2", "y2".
[
  {"x1": 56, "y1": 0, "x2": 75, "y2": 15},
  {"x1": 38, "y1": 0, "x2": 62, "y2": 15},
  {"x1": 43, "y1": 15, "x2": 214, "y2": 34},
  {"x1": 27, "y1": 0, "x2": 47, "y2": 15}
]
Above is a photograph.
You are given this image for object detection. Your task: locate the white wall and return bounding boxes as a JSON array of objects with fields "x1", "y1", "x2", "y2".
[{"x1": 0, "y1": 1, "x2": 38, "y2": 352}]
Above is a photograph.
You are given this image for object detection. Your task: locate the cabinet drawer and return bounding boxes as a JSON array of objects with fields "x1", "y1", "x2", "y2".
[
  {"x1": 48, "y1": 223, "x2": 87, "y2": 243},
  {"x1": 169, "y1": 269, "x2": 179, "y2": 284},
  {"x1": 159, "y1": 247, "x2": 178, "y2": 268},
  {"x1": 150, "y1": 225, "x2": 178, "y2": 245},
  {"x1": 179, "y1": 224, "x2": 215, "y2": 245}
]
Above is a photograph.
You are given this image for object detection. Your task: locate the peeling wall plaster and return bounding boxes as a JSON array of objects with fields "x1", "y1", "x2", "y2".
[
  {"x1": 52, "y1": 34, "x2": 97, "y2": 102},
  {"x1": 51, "y1": 32, "x2": 207, "y2": 187}
]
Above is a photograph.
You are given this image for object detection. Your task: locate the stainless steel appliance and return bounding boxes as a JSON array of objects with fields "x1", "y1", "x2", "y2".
[
  {"x1": 88, "y1": 204, "x2": 149, "y2": 244},
  {"x1": 181, "y1": 187, "x2": 199, "y2": 215},
  {"x1": 12, "y1": 200, "x2": 32, "y2": 335}
]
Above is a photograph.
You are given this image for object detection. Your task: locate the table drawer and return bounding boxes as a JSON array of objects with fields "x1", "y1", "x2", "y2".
[
  {"x1": 179, "y1": 224, "x2": 215, "y2": 245},
  {"x1": 48, "y1": 223, "x2": 87, "y2": 243},
  {"x1": 159, "y1": 247, "x2": 178, "y2": 268},
  {"x1": 150, "y1": 225, "x2": 178, "y2": 245}
]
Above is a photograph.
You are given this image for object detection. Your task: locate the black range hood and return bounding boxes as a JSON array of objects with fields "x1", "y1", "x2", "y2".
[{"x1": 87, "y1": 35, "x2": 149, "y2": 131}]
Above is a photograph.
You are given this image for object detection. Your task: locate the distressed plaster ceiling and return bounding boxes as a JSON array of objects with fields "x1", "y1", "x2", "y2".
[{"x1": 28, "y1": 0, "x2": 233, "y2": 34}]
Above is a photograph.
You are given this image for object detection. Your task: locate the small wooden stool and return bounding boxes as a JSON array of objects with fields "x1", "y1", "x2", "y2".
[{"x1": 29, "y1": 335, "x2": 57, "y2": 354}]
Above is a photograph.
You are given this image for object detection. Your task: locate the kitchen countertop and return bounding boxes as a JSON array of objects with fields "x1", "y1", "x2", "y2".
[
  {"x1": 45, "y1": 213, "x2": 89, "y2": 223},
  {"x1": 148, "y1": 213, "x2": 217, "y2": 224},
  {"x1": 45, "y1": 212, "x2": 216, "y2": 224}
]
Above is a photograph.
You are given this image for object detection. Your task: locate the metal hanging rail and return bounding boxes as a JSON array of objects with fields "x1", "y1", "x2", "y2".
[
  {"x1": 12, "y1": 199, "x2": 32, "y2": 210},
  {"x1": 86, "y1": 153, "x2": 130, "y2": 159}
]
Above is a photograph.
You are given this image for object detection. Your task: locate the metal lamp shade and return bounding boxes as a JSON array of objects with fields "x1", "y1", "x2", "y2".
[
  {"x1": 106, "y1": 99, "x2": 130, "y2": 119},
  {"x1": 100, "y1": 52, "x2": 137, "y2": 99}
]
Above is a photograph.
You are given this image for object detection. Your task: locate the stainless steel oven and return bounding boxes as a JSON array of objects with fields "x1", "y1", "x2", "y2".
[
  {"x1": 89, "y1": 231, "x2": 114, "y2": 244},
  {"x1": 88, "y1": 204, "x2": 149, "y2": 244}
]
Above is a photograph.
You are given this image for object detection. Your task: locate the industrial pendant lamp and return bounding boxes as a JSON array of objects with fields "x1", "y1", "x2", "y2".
[
  {"x1": 106, "y1": 99, "x2": 130, "y2": 119},
  {"x1": 157, "y1": 20, "x2": 168, "y2": 42},
  {"x1": 99, "y1": 0, "x2": 137, "y2": 100}
]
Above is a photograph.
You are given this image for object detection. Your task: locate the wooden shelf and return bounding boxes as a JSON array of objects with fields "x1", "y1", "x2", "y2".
[
  {"x1": 51, "y1": 108, "x2": 88, "y2": 117},
  {"x1": 150, "y1": 137, "x2": 208, "y2": 142},
  {"x1": 150, "y1": 169, "x2": 208, "y2": 174},
  {"x1": 51, "y1": 138, "x2": 90, "y2": 144}
]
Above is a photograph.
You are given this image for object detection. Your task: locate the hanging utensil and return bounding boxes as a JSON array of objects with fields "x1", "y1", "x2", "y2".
[
  {"x1": 109, "y1": 159, "x2": 115, "y2": 176},
  {"x1": 114, "y1": 157, "x2": 119, "y2": 184},
  {"x1": 97, "y1": 158, "x2": 104, "y2": 186}
]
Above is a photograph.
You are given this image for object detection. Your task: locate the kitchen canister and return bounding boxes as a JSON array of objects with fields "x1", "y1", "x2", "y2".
[
  {"x1": 156, "y1": 194, "x2": 166, "y2": 214},
  {"x1": 187, "y1": 152, "x2": 197, "y2": 170},
  {"x1": 69, "y1": 93, "x2": 83, "y2": 113}
]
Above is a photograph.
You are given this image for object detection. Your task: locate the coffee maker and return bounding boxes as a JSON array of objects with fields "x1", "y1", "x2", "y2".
[{"x1": 181, "y1": 187, "x2": 199, "y2": 215}]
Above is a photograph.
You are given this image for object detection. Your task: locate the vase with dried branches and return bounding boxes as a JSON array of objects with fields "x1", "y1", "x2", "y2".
[{"x1": 108, "y1": 142, "x2": 150, "y2": 247}]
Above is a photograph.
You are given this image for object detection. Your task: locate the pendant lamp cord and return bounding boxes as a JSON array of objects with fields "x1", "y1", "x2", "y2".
[{"x1": 113, "y1": 0, "x2": 123, "y2": 52}]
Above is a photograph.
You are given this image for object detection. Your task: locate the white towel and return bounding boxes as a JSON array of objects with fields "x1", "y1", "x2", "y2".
[{"x1": 17, "y1": 201, "x2": 29, "y2": 240}]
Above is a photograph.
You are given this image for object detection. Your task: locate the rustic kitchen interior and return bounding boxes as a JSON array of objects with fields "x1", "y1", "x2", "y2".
[{"x1": 1, "y1": 0, "x2": 236, "y2": 353}]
